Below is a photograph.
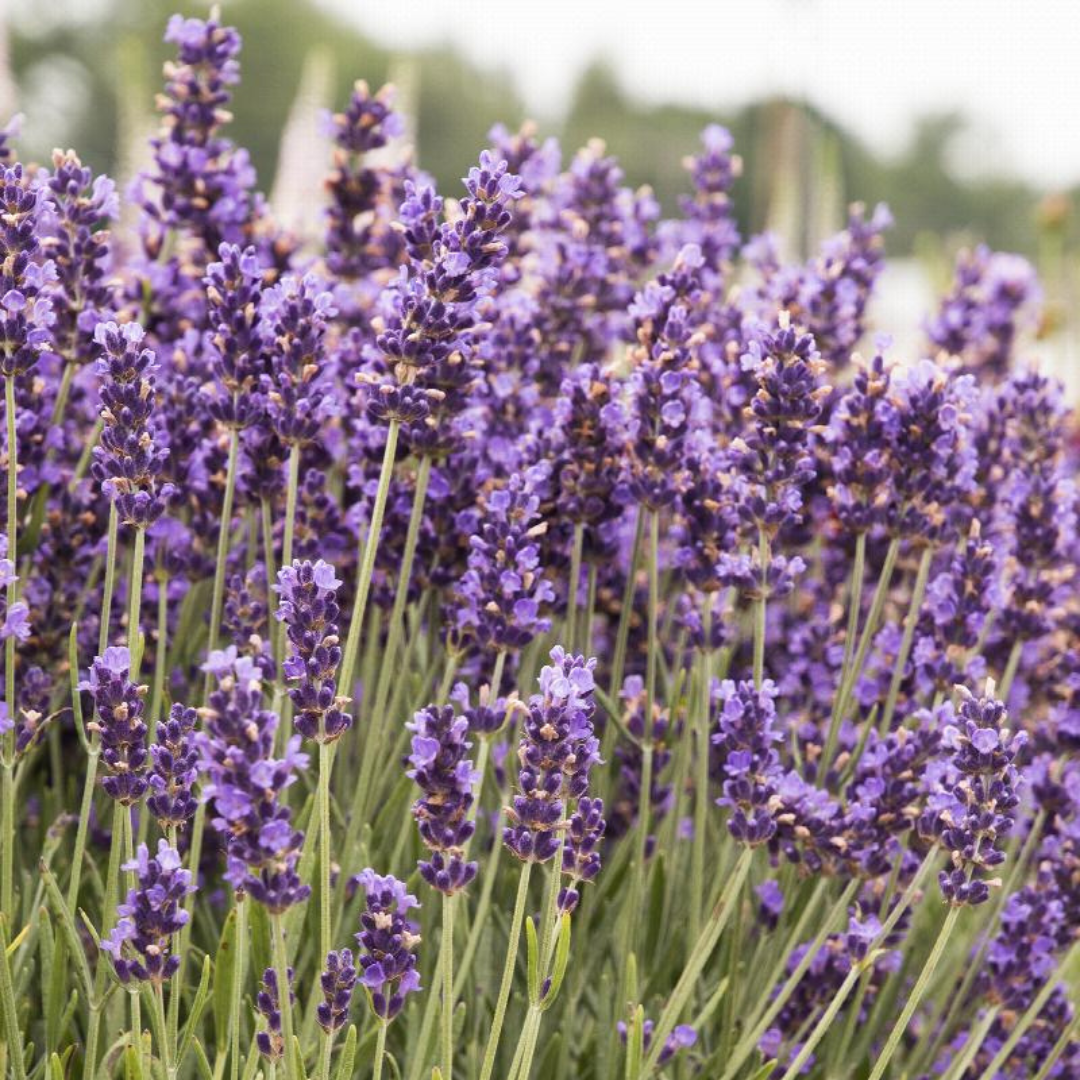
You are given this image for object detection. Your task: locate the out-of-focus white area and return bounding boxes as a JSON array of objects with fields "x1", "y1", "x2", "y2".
[{"x1": 321, "y1": 0, "x2": 1080, "y2": 187}]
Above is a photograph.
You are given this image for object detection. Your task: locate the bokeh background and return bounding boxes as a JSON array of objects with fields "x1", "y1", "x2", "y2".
[{"x1": 5, "y1": 0, "x2": 1079, "y2": 382}]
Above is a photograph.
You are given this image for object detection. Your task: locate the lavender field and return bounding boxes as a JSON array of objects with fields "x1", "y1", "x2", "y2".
[{"x1": 0, "y1": 9, "x2": 1076, "y2": 1080}]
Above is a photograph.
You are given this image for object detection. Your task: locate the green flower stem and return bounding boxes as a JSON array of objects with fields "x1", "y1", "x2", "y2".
[
  {"x1": 128, "y1": 526, "x2": 147, "y2": 677},
  {"x1": 317, "y1": 738, "x2": 332, "y2": 967},
  {"x1": 281, "y1": 442, "x2": 301, "y2": 572},
  {"x1": 272, "y1": 912, "x2": 297, "y2": 1080},
  {"x1": 147, "y1": 564, "x2": 170, "y2": 735},
  {"x1": 2, "y1": 375, "x2": 17, "y2": 919},
  {"x1": 1031, "y1": 1013, "x2": 1080, "y2": 1080},
  {"x1": 753, "y1": 528, "x2": 769, "y2": 688},
  {"x1": 878, "y1": 543, "x2": 935, "y2": 734},
  {"x1": 68, "y1": 504, "x2": 119, "y2": 911},
  {"x1": 441, "y1": 892, "x2": 456, "y2": 1080},
  {"x1": 566, "y1": 522, "x2": 584, "y2": 652},
  {"x1": 355, "y1": 452, "x2": 431, "y2": 831},
  {"x1": 825, "y1": 535, "x2": 900, "y2": 760},
  {"x1": 156, "y1": 981, "x2": 175, "y2": 1080},
  {"x1": 261, "y1": 497, "x2": 281, "y2": 669},
  {"x1": 69, "y1": 418, "x2": 104, "y2": 493},
  {"x1": 371, "y1": 1022, "x2": 387, "y2": 1080},
  {"x1": 230, "y1": 897, "x2": 248, "y2": 1080},
  {"x1": 689, "y1": 604, "x2": 714, "y2": 948},
  {"x1": 997, "y1": 638, "x2": 1024, "y2": 702},
  {"x1": 478, "y1": 862, "x2": 532, "y2": 1080},
  {"x1": 203, "y1": 425, "x2": 241, "y2": 697},
  {"x1": 608, "y1": 507, "x2": 645, "y2": 702},
  {"x1": 777, "y1": 845, "x2": 939, "y2": 1080},
  {"x1": 866, "y1": 903, "x2": 963, "y2": 1080},
  {"x1": 640, "y1": 846, "x2": 754, "y2": 1078}
]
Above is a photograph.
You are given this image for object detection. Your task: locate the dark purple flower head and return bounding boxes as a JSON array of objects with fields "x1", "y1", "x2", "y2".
[
  {"x1": 204, "y1": 242, "x2": 266, "y2": 427},
  {"x1": 712, "y1": 678, "x2": 783, "y2": 846},
  {"x1": 83, "y1": 646, "x2": 148, "y2": 805},
  {"x1": 317, "y1": 949, "x2": 357, "y2": 1034},
  {"x1": 0, "y1": 163, "x2": 56, "y2": 377},
  {"x1": 134, "y1": 12, "x2": 256, "y2": 251},
  {"x1": 504, "y1": 647, "x2": 599, "y2": 863},
  {"x1": 92, "y1": 321, "x2": 176, "y2": 528},
  {"x1": 100, "y1": 840, "x2": 195, "y2": 984},
  {"x1": 451, "y1": 464, "x2": 555, "y2": 653},
  {"x1": 261, "y1": 271, "x2": 338, "y2": 445},
  {"x1": 274, "y1": 559, "x2": 350, "y2": 743},
  {"x1": 354, "y1": 869, "x2": 422, "y2": 1021},
  {"x1": 559, "y1": 795, "x2": 606, "y2": 914},
  {"x1": 927, "y1": 245, "x2": 1040, "y2": 379},
  {"x1": 449, "y1": 680, "x2": 513, "y2": 737},
  {"x1": 921, "y1": 688, "x2": 1026, "y2": 906},
  {"x1": 38, "y1": 149, "x2": 118, "y2": 364},
  {"x1": 256, "y1": 966, "x2": 294, "y2": 1061},
  {"x1": 406, "y1": 703, "x2": 479, "y2": 894},
  {"x1": 147, "y1": 702, "x2": 199, "y2": 829}
]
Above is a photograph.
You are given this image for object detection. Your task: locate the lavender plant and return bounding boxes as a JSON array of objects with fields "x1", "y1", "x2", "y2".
[{"x1": 1, "y1": 15, "x2": 1078, "y2": 1080}]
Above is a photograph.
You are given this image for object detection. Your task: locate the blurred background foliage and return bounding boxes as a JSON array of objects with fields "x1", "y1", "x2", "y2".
[{"x1": 5, "y1": 0, "x2": 1074, "y2": 262}]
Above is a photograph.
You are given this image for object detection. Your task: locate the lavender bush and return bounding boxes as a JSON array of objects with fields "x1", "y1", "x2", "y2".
[{"x1": 0, "y1": 12, "x2": 1078, "y2": 1080}]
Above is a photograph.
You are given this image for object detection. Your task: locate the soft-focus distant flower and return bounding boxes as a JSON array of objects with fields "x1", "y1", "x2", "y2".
[
  {"x1": 354, "y1": 869, "x2": 422, "y2": 1021},
  {"x1": 100, "y1": 840, "x2": 195, "y2": 983}
]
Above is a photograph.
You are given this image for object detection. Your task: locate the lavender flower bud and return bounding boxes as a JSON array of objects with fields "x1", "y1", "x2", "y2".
[
  {"x1": 354, "y1": 869, "x2": 422, "y2": 1021},
  {"x1": 147, "y1": 703, "x2": 199, "y2": 830},
  {"x1": 317, "y1": 949, "x2": 357, "y2": 1034},
  {"x1": 82, "y1": 646, "x2": 148, "y2": 805}
]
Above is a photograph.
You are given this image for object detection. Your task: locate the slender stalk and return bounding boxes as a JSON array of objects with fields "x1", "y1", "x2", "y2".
[
  {"x1": 878, "y1": 544, "x2": 934, "y2": 733},
  {"x1": 2, "y1": 375, "x2": 17, "y2": 919},
  {"x1": 128, "y1": 526, "x2": 147, "y2": 677},
  {"x1": 281, "y1": 442, "x2": 301, "y2": 572},
  {"x1": 608, "y1": 506, "x2": 645, "y2": 700},
  {"x1": 866, "y1": 904, "x2": 963, "y2": 1080},
  {"x1": 689, "y1": 605, "x2": 713, "y2": 947},
  {"x1": 148, "y1": 566, "x2": 170, "y2": 734},
  {"x1": 204, "y1": 425, "x2": 241, "y2": 694},
  {"x1": 231, "y1": 897, "x2": 248, "y2": 1080},
  {"x1": 478, "y1": 862, "x2": 532, "y2": 1080},
  {"x1": 156, "y1": 982, "x2": 175, "y2": 1080},
  {"x1": 753, "y1": 528, "x2": 769, "y2": 687},
  {"x1": 318, "y1": 1030, "x2": 335, "y2": 1080},
  {"x1": 372, "y1": 1023, "x2": 387, "y2": 1080},
  {"x1": 337, "y1": 420, "x2": 399, "y2": 704},
  {"x1": 997, "y1": 638, "x2": 1024, "y2": 702},
  {"x1": 567, "y1": 522, "x2": 584, "y2": 652},
  {"x1": 261, "y1": 496, "x2": 281, "y2": 668},
  {"x1": 441, "y1": 892, "x2": 455, "y2": 1080},
  {"x1": 272, "y1": 913, "x2": 297, "y2": 1080},
  {"x1": 318, "y1": 739, "x2": 332, "y2": 966},
  {"x1": 641, "y1": 846, "x2": 754, "y2": 1077}
]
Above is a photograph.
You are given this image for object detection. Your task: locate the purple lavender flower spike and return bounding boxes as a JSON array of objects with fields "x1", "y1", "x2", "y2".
[
  {"x1": 451, "y1": 464, "x2": 555, "y2": 653},
  {"x1": 407, "y1": 703, "x2": 479, "y2": 894},
  {"x1": 354, "y1": 869, "x2": 422, "y2": 1021},
  {"x1": 559, "y1": 795, "x2": 606, "y2": 914},
  {"x1": 100, "y1": 840, "x2": 195, "y2": 983},
  {"x1": 256, "y1": 966, "x2": 294, "y2": 1061},
  {"x1": 83, "y1": 646, "x2": 148, "y2": 805},
  {"x1": 147, "y1": 703, "x2": 199, "y2": 830},
  {"x1": 92, "y1": 321, "x2": 175, "y2": 528},
  {"x1": 712, "y1": 679, "x2": 783, "y2": 846},
  {"x1": 0, "y1": 164, "x2": 56, "y2": 378},
  {"x1": 274, "y1": 559, "x2": 350, "y2": 743},
  {"x1": 317, "y1": 949, "x2": 357, "y2": 1033},
  {"x1": 504, "y1": 648, "x2": 599, "y2": 863},
  {"x1": 920, "y1": 687, "x2": 1026, "y2": 905}
]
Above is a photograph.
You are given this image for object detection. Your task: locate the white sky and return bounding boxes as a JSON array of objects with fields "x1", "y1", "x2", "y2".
[{"x1": 321, "y1": 0, "x2": 1080, "y2": 188}]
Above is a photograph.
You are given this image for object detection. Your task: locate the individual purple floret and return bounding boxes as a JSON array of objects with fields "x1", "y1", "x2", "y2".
[
  {"x1": 83, "y1": 646, "x2": 148, "y2": 805},
  {"x1": 0, "y1": 163, "x2": 56, "y2": 378},
  {"x1": 100, "y1": 840, "x2": 195, "y2": 983},
  {"x1": 39, "y1": 150, "x2": 118, "y2": 365},
  {"x1": 712, "y1": 679, "x2": 783, "y2": 846},
  {"x1": 406, "y1": 703, "x2": 479, "y2": 894},
  {"x1": 354, "y1": 869, "x2": 422, "y2": 1021},
  {"x1": 261, "y1": 271, "x2": 338, "y2": 445},
  {"x1": 451, "y1": 465, "x2": 555, "y2": 653},
  {"x1": 0, "y1": 535, "x2": 30, "y2": 644},
  {"x1": 504, "y1": 648, "x2": 599, "y2": 863},
  {"x1": 274, "y1": 559, "x2": 350, "y2": 743},
  {"x1": 317, "y1": 949, "x2": 357, "y2": 1034},
  {"x1": 92, "y1": 321, "x2": 176, "y2": 528},
  {"x1": 256, "y1": 966, "x2": 294, "y2": 1061},
  {"x1": 204, "y1": 242, "x2": 266, "y2": 428},
  {"x1": 617, "y1": 1020, "x2": 698, "y2": 1066},
  {"x1": 926, "y1": 245, "x2": 1041, "y2": 380},
  {"x1": 133, "y1": 12, "x2": 256, "y2": 251},
  {"x1": 921, "y1": 688, "x2": 1026, "y2": 905},
  {"x1": 147, "y1": 702, "x2": 199, "y2": 830}
]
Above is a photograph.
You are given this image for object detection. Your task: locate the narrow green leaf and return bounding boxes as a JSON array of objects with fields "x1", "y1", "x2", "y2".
[
  {"x1": 69, "y1": 624, "x2": 90, "y2": 756},
  {"x1": 191, "y1": 1036, "x2": 215, "y2": 1080},
  {"x1": 625, "y1": 1004, "x2": 645, "y2": 1080},
  {"x1": 525, "y1": 916, "x2": 540, "y2": 1005},
  {"x1": 212, "y1": 907, "x2": 238, "y2": 1053},
  {"x1": 247, "y1": 901, "x2": 272, "y2": 994},
  {"x1": 48, "y1": 1052, "x2": 64, "y2": 1080},
  {"x1": 541, "y1": 915, "x2": 572, "y2": 1012},
  {"x1": 179, "y1": 955, "x2": 213, "y2": 1069},
  {"x1": 0, "y1": 917, "x2": 28, "y2": 1080},
  {"x1": 333, "y1": 1023, "x2": 358, "y2": 1080}
]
